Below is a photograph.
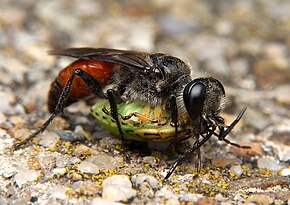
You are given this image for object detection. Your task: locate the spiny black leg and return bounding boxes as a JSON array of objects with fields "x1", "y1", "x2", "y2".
[
  {"x1": 73, "y1": 69, "x2": 107, "y2": 98},
  {"x1": 165, "y1": 107, "x2": 248, "y2": 179},
  {"x1": 169, "y1": 95, "x2": 179, "y2": 138},
  {"x1": 13, "y1": 68, "x2": 106, "y2": 150},
  {"x1": 165, "y1": 128, "x2": 215, "y2": 179},
  {"x1": 107, "y1": 89, "x2": 124, "y2": 139},
  {"x1": 192, "y1": 137, "x2": 202, "y2": 179},
  {"x1": 217, "y1": 107, "x2": 251, "y2": 149}
]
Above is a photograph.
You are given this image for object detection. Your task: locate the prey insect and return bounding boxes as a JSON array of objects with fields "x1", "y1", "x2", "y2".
[{"x1": 14, "y1": 47, "x2": 250, "y2": 178}]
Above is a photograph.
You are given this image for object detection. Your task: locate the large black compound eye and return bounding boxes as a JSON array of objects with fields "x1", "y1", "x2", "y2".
[{"x1": 183, "y1": 80, "x2": 206, "y2": 120}]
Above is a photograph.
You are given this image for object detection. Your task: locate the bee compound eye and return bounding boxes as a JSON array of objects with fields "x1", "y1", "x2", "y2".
[{"x1": 183, "y1": 80, "x2": 206, "y2": 120}]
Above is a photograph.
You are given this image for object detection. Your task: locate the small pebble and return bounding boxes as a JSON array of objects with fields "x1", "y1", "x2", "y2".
[
  {"x1": 196, "y1": 196, "x2": 216, "y2": 205},
  {"x1": 257, "y1": 157, "x2": 281, "y2": 171},
  {"x1": 211, "y1": 157, "x2": 240, "y2": 167},
  {"x1": 0, "y1": 112, "x2": 7, "y2": 124},
  {"x1": 215, "y1": 193, "x2": 227, "y2": 202},
  {"x1": 78, "y1": 161, "x2": 99, "y2": 174},
  {"x1": 138, "y1": 182, "x2": 155, "y2": 198},
  {"x1": 230, "y1": 165, "x2": 243, "y2": 176},
  {"x1": 55, "y1": 155, "x2": 70, "y2": 168},
  {"x1": 38, "y1": 155, "x2": 56, "y2": 170},
  {"x1": 131, "y1": 174, "x2": 159, "y2": 190},
  {"x1": 273, "y1": 84, "x2": 290, "y2": 106},
  {"x1": 11, "y1": 198, "x2": 29, "y2": 205},
  {"x1": 179, "y1": 193, "x2": 203, "y2": 203},
  {"x1": 73, "y1": 144, "x2": 95, "y2": 157},
  {"x1": 0, "y1": 89, "x2": 16, "y2": 114},
  {"x1": 67, "y1": 172, "x2": 82, "y2": 181},
  {"x1": 87, "y1": 154, "x2": 118, "y2": 170},
  {"x1": 27, "y1": 157, "x2": 41, "y2": 170},
  {"x1": 155, "y1": 186, "x2": 178, "y2": 200},
  {"x1": 54, "y1": 130, "x2": 86, "y2": 142},
  {"x1": 0, "y1": 158, "x2": 17, "y2": 178},
  {"x1": 142, "y1": 156, "x2": 159, "y2": 167},
  {"x1": 39, "y1": 132, "x2": 60, "y2": 148},
  {"x1": 14, "y1": 169, "x2": 41, "y2": 187},
  {"x1": 70, "y1": 182, "x2": 99, "y2": 197},
  {"x1": 245, "y1": 194, "x2": 274, "y2": 205},
  {"x1": 50, "y1": 186, "x2": 67, "y2": 200},
  {"x1": 102, "y1": 175, "x2": 136, "y2": 202},
  {"x1": 71, "y1": 181, "x2": 85, "y2": 189},
  {"x1": 278, "y1": 168, "x2": 290, "y2": 176},
  {"x1": 13, "y1": 128, "x2": 31, "y2": 141},
  {"x1": 69, "y1": 157, "x2": 81, "y2": 165},
  {"x1": 166, "y1": 198, "x2": 181, "y2": 205},
  {"x1": 52, "y1": 167, "x2": 67, "y2": 176}
]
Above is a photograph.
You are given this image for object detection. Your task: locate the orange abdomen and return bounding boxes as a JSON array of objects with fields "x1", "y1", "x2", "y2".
[{"x1": 48, "y1": 60, "x2": 115, "y2": 113}]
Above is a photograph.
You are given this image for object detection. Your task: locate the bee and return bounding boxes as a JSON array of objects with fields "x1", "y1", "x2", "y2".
[{"x1": 14, "y1": 48, "x2": 250, "y2": 178}]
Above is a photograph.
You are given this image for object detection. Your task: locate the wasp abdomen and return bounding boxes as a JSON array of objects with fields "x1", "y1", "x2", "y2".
[{"x1": 48, "y1": 60, "x2": 114, "y2": 113}]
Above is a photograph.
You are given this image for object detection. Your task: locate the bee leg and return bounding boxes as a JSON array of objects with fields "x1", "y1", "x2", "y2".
[
  {"x1": 13, "y1": 68, "x2": 106, "y2": 150},
  {"x1": 165, "y1": 128, "x2": 215, "y2": 179}
]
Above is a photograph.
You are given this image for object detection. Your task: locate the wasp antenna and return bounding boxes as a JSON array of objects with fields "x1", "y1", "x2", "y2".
[{"x1": 223, "y1": 107, "x2": 247, "y2": 137}]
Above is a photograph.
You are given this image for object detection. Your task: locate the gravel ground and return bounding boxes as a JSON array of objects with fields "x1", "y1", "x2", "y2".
[{"x1": 1, "y1": 0, "x2": 290, "y2": 204}]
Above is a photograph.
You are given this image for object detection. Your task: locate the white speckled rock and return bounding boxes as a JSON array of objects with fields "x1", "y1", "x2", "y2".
[
  {"x1": 278, "y1": 168, "x2": 290, "y2": 176},
  {"x1": 257, "y1": 157, "x2": 281, "y2": 171},
  {"x1": 78, "y1": 161, "x2": 99, "y2": 174},
  {"x1": 102, "y1": 175, "x2": 136, "y2": 202},
  {"x1": 52, "y1": 167, "x2": 67, "y2": 176},
  {"x1": 131, "y1": 174, "x2": 159, "y2": 189},
  {"x1": 50, "y1": 185, "x2": 67, "y2": 200},
  {"x1": 87, "y1": 154, "x2": 119, "y2": 170},
  {"x1": 14, "y1": 169, "x2": 41, "y2": 187},
  {"x1": 39, "y1": 132, "x2": 60, "y2": 148},
  {"x1": 230, "y1": 165, "x2": 243, "y2": 176}
]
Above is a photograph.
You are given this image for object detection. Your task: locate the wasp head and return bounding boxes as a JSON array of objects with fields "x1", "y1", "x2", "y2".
[{"x1": 182, "y1": 77, "x2": 226, "y2": 131}]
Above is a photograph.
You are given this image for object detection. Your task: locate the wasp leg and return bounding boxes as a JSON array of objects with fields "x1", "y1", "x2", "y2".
[
  {"x1": 169, "y1": 95, "x2": 179, "y2": 138},
  {"x1": 106, "y1": 89, "x2": 133, "y2": 160},
  {"x1": 13, "y1": 68, "x2": 107, "y2": 150},
  {"x1": 192, "y1": 137, "x2": 201, "y2": 179},
  {"x1": 216, "y1": 107, "x2": 251, "y2": 149},
  {"x1": 106, "y1": 89, "x2": 124, "y2": 139},
  {"x1": 165, "y1": 108, "x2": 249, "y2": 179},
  {"x1": 165, "y1": 128, "x2": 215, "y2": 179}
]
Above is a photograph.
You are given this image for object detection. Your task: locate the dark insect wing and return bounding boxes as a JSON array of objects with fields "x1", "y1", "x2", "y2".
[{"x1": 49, "y1": 47, "x2": 154, "y2": 71}]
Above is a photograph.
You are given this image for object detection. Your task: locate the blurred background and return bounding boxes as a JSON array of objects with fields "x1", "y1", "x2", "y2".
[
  {"x1": 0, "y1": 0, "x2": 290, "y2": 204},
  {"x1": 1, "y1": 1, "x2": 290, "y2": 93}
]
